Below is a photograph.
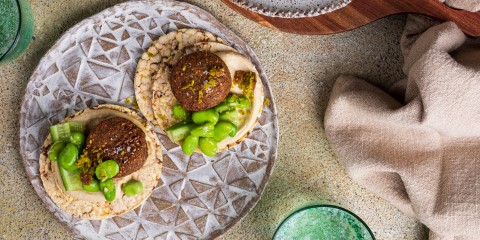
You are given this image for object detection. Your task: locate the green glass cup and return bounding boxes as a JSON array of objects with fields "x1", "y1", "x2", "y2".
[
  {"x1": 273, "y1": 204, "x2": 375, "y2": 240},
  {"x1": 0, "y1": 0, "x2": 34, "y2": 64}
]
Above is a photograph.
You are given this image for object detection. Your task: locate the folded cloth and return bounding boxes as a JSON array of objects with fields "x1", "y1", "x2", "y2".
[{"x1": 324, "y1": 4, "x2": 480, "y2": 240}]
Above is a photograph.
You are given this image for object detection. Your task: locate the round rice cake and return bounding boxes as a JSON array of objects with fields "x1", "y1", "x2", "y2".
[
  {"x1": 151, "y1": 42, "x2": 238, "y2": 130},
  {"x1": 39, "y1": 104, "x2": 162, "y2": 220},
  {"x1": 134, "y1": 29, "x2": 227, "y2": 126},
  {"x1": 151, "y1": 41, "x2": 264, "y2": 152}
]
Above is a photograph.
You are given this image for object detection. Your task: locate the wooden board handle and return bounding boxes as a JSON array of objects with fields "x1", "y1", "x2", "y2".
[
  {"x1": 349, "y1": 0, "x2": 480, "y2": 37},
  {"x1": 222, "y1": 0, "x2": 480, "y2": 36}
]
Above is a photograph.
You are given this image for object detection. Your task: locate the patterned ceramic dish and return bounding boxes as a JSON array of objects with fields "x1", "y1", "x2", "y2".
[
  {"x1": 19, "y1": 0, "x2": 278, "y2": 239},
  {"x1": 227, "y1": 0, "x2": 351, "y2": 18}
]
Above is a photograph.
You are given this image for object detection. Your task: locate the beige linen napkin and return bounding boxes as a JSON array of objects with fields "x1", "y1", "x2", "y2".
[{"x1": 324, "y1": 3, "x2": 480, "y2": 240}]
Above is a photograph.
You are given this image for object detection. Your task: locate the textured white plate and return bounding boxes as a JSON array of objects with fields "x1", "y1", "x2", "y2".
[
  {"x1": 229, "y1": 0, "x2": 351, "y2": 18},
  {"x1": 19, "y1": 0, "x2": 278, "y2": 239}
]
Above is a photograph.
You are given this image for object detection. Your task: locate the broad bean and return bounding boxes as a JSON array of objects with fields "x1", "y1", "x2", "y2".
[
  {"x1": 173, "y1": 103, "x2": 190, "y2": 119},
  {"x1": 58, "y1": 143, "x2": 79, "y2": 171},
  {"x1": 99, "y1": 178, "x2": 116, "y2": 202},
  {"x1": 230, "y1": 124, "x2": 238, "y2": 137},
  {"x1": 190, "y1": 123, "x2": 215, "y2": 137},
  {"x1": 48, "y1": 141, "x2": 67, "y2": 162},
  {"x1": 213, "y1": 122, "x2": 236, "y2": 142},
  {"x1": 214, "y1": 94, "x2": 250, "y2": 113},
  {"x1": 226, "y1": 94, "x2": 250, "y2": 109},
  {"x1": 199, "y1": 137, "x2": 218, "y2": 157},
  {"x1": 70, "y1": 132, "x2": 85, "y2": 149},
  {"x1": 122, "y1": 180, "x2": 143, "y2": 196},
  {"x1": 214, "y1": 102, "x2": 230, "y2": 113},
  {"x1": 95, "y1": 160, "x2": 119, "y2": 181},
  {"x1": 192, "y1": 109, "x2": 219, "y2": 124},
  {"x1": 182, "y1": 135, "x2": 199, "y2": 156},
  {"x1": 82, "y1": 179, "x2": 100, "y2": 192}
]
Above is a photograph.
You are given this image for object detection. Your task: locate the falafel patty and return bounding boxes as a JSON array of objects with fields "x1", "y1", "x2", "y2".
[
  {"x1": 170, "y1": 51, "x2": 232, "y2": 111},
  {"x1": 80, "y1": 117, "x2": 148, "y2": 184}
]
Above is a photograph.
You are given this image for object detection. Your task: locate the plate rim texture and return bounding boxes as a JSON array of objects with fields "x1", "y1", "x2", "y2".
[{"x1": 18, "y1": 0, "x2": 279, "y2": 239}]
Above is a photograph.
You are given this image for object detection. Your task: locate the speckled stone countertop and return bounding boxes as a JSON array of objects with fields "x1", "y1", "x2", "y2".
[{"x1": 0, "y1": 0, "x2": 426, "y2": 239}]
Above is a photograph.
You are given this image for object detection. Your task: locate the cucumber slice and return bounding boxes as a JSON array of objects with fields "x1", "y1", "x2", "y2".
[
  {"x1": 49, "y1": 121, "x2": 86, "y2": 143},
  {"x1": 58, "y1": 164, "x2": 83, "y2": 191},
  {"x1": 166, "y1": 120, "x2": 197, "y2": 142},
  {"x1": 50, "y1": 123, "x2": 71, "y2": 143},
  {"x1": 167, "y1": 124, "x2": 196, "y2": 142},
  {"x1": 68, "y1": 121, "x2": 86, "y2": 133}
]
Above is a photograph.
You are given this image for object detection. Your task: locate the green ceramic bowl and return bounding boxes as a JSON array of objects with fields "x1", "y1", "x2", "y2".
[
  {"x1": 273, "y1": 205, "x2": 375, "y2": 240},
  {"x1": 0, "y1": 0, "x2": 34, "y2": 64}
]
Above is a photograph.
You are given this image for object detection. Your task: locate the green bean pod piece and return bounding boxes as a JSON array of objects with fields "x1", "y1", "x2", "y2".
[
  {"x1": 48, "y1": 141, "x2": 67, "y2": 162},
  {"x1": 58, "y1": 143, "x2": 79, "y2": 171}
]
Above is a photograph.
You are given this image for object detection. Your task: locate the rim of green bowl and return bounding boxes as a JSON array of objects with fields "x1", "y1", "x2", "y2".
[
  {"x1": 0, "y1": 0, "x2": 23, "y2": 62},
  {"x1": 272, "y1": 204, "x2": 376, "y2": 240}
]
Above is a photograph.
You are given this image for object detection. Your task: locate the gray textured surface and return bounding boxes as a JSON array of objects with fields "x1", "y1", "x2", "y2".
[{"x1": 0, "y1": 0, "x2": 427, "y2": 239}]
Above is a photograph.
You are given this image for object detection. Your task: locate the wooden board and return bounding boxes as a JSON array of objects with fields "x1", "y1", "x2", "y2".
[{"x1": 222, "y1": 0, "x2": 480, "y2": 36}]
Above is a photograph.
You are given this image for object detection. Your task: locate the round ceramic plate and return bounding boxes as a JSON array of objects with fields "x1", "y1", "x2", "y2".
[
  {"x1": 19, "y1": 0, "x2": 278, "y2": 239},
  {"x1": 227, "y1": 0, "x2": 351, "y2": 18}
]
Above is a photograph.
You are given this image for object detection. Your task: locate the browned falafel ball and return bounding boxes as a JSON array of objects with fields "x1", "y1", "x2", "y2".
[
  {"x1": 170, "y1": 51, "x2": 232, "y2": 111},
  {"x1": 80, "y1": 117, "x2": 148, "y2": 184}
]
